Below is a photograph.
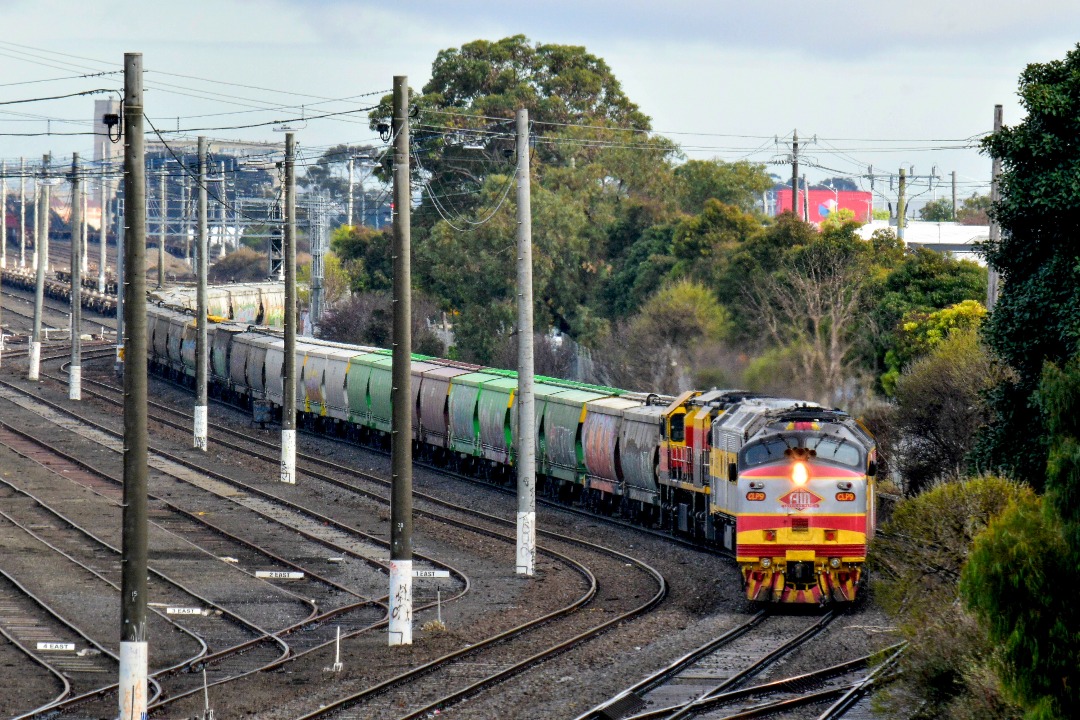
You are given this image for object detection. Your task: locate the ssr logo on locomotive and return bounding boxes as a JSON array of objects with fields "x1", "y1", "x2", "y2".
[{"x1": 778, "y1": 488, "x2": 823, "y2": 511}]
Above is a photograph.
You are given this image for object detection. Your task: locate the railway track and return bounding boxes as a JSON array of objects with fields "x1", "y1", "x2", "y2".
[
  {"x1": 0, "y1": 383, "x2": 400, "y2": 716},
  {"x1": 0, "y1": 565, "x2": 114, "y2": 715},
  {"x1": 1, "y1": 280, "x2": 117, "y2": 336},
  {"x1": 18, "y1": 351, "x2": 670, "y2": 718},
  {"x1": 0, "y1": 420, "x2": 320, "y2": 716},
  {"x1": 578, "y1": 616, "x2": 904, "y2": 720}
]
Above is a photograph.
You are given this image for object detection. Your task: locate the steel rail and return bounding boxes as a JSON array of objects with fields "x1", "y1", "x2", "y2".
[
  {"x1": 616, "y1": 611, "x2": 840, "y2": 720},
  {"x1": 2, "y1": 372, "x2": 627, "y2": 718},
  {"x1": 49, "y1": 354, "x2": 669, "y2": 719},
  {"x1": 0, "y1": 411, "x2": 375, "y2": 713},
  {"x1": 0, "y1": 414, "x2": 389, "y2": 714}
]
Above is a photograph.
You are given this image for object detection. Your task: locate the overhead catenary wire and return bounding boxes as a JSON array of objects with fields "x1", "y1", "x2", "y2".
[{"x1": 413, "y1": 142, "x2": 519, "y2": 233}]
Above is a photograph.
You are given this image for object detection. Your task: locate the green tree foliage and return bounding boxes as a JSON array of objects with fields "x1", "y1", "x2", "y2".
[
  {"x1": 920, "y1": 197, "x2": 956, "y2": 222},
  {"x1": 673, "y1": 159, "x2": 773, "y2": 214},
  {"x1": 871, "y1": 476, "x2": 1029, "y2": 720},
  {"x1": 362, "y1": 36, "x2": 695, "y2": 363},
  {"x1": 818, "y1": 176, "x2": 859, "y2": 191},
  {"x1": 297, "y1": 252, "x2": 350, "y2": 313},
  {"x1": 671, "y1": 199, "x2": 763, "y2": 287},
  {"x1": 601, "y1": 218, "x2": 677, "y2": 318},
  {"x1": 317, "y1": 291, "x2": 444, "y2": 357},
  {"x1": 418, "y1": 171, "x2": 607, "y2": 363},
  {"x1": 591, "y1": 279, "x2": 730, "y2": 393},
  {"x1": 1038, "y1": 358, "x2": 1080, "y2": 548},
  {"x1": 871, "y1": 247, "x2": 987, "y2": 390},
  {"x1": 717, "y1": 212, "x2": 817, "y2": 338},
  {"x1": 962, "y1": 495, "x2": 1076, "y2": 719},
  {"x1": 369, "y1": 34, "x2": 659, "y2": 207},
  {"x1": 882, "y1": 299, "x2": 987, "y2": 395},
  {"x1": 330, "y1": 224, "x2": 393, "y2": 292},
  {"x1": 974, "y1": 45, "x2": 1080, "y2": 487},
  {"x1": 299, "y1": 143, "x2": 379, "y2": 200},
  {"x1": 957, "y1": 194, "x2": 991, "y2": 225},
  {"x1": 743, "y1": 224, "x2": 872, "y2": 404},
  {"x1": 961, "y1": 356, "x2": 1080, "y2": 719},
  {"x1": 892, "y1": 328, "x2": 1002, "y2": 493},
  {"x1": 421, "y1": 35, "x2": 648, "y2": 127},
  {"x1": 208, "y1": 246, "x2": 269, "y2": 283}
]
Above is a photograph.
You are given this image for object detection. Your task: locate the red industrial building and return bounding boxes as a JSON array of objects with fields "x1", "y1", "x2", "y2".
[{"x1": 774, "y1": 189, "x2": 874, "y2": 224}]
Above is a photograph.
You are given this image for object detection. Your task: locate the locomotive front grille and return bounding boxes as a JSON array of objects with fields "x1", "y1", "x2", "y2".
[{"x1": 787, "y1": 561, "x2": 815, "y2": 585}]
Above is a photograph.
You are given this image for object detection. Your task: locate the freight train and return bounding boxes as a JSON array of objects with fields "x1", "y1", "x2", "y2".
[
  {"x1": 1, "y1": 266, "x2": 117, "y2": 315},
  {"x1": 144, "y1": 302, "x2": 877, "y2": 604}
]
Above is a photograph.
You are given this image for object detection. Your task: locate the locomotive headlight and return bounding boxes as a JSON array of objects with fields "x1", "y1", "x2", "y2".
[
  {"x1": 791, "y1": 461, "x2": 809, "y2": 486},
  {"x1": 761, "y1": 557, "x2": 772, "y2": 568},
  {"x1": 829, "y1": 557, "x2": 841, "y2": 569}
]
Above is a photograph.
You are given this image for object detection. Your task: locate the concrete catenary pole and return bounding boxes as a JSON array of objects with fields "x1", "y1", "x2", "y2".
[
  {"x1": 19, "y1": 158, "x2": 26, "y2": 268},
  {"x1": 69, "y1": 153, "x2": 82, "y2": 401},
  {"x1": 987, "y1": 105, "x2": 1003, "y2": 311},
  {"x1": 897, "y1": 167, "x2": 907, "y2": 242},
  {"x1": 98, "y1": 148, "x2": 108, "y2": 292},
  {"x1": 951, "y1": 170, "x2": 958, "y2": 222},
  {"x1": 81, "y1": 181, "x2": 89, "y2": 274},
  {"x1": 118, "y1": 51, "x2": 149, "y2": 720},
  {"x1": 515, "y1": 108, "x2": 536, "y2": 576},
  {"x1": 114, "y1": 198, "x2": 124, "y2": 372},
  {"x1": 195, "y1": 137, "x2": 209, "y2": 451},
  {"x1": 181, "y1": 168, "x2": 191, "y2": 268},
  {"x1": 801, "y1": 174, "x2": 809, "y2": 222},
  {"x1": 790, "y1": 130, "x2": 798, "y2": 216},
  {"x1": 347, "y1": 154, "x2": 354, "y2": 227},
  {"x1": 389, "y1": 74, "x2": 414, "y2": 647},
  {"x1": 158, "y1": 167, "x2": 166, "y2": 288},
  {"x1": 29, "y1": 154, "x2": 50, "y2": 382},
  {"x1": 218, "y1": 161, "x2": 227, "y2": 258},
  {"x1": 281, "y1": 132, "x2": 297, "y2": 484}
]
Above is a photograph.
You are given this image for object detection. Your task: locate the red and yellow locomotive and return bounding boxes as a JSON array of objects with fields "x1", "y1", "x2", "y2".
[{"x1": 655, "y1": 393, "x2": 876, "y2": 604}]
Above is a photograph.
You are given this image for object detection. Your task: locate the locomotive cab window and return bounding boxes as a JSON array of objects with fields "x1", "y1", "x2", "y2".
[
  {"x1": 741, "y1": 438, "x2": 789, "y2": 467},
  {"x1": 669, "y1": 414, "x2": 685, "y2": 443},
  {"x1": 811, "y1": 438, "x2": 861, "y2": 468}
]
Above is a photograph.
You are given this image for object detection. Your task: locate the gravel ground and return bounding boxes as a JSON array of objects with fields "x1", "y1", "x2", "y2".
[{"x1": 0, "y1": 335, "x2": 901, "y2": 719}]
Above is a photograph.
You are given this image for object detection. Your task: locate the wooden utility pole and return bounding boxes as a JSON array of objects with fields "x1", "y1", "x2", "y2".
[
  {"x1": 118, "y1": 51, "x2": 149, "y2": 720},
  {"x1": 195, "y1": 137, "x2": 209, "y2": 451},
  {"x1": 515, "y1": 108, "x2": 536, "y2": 576},
  {"x1": 281, "y1": 132, "x2": 297, "y2": 483},
  {"x1": 69, "y1": 153, "x2": 81, "y2": 401},
  {"x1": 987, "y1": 105, "x2": 1003, "y2": 310},
  {"x1": 389, "y1": 74, "x2": 414, "y2": 647}
]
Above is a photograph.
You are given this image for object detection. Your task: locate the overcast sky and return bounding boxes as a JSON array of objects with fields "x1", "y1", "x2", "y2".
[{"x1": 1, "y1": 0, "x2": 1077, "y2": 202}]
